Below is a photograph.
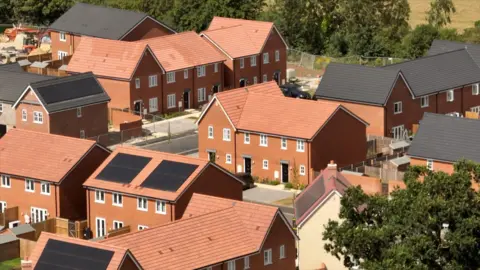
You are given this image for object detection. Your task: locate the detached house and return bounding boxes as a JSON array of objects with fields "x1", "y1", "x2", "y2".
[
  {"x1": 201, "y1": 17, "x2": 288, "y2": 89},
  {"x1": 0, "y1": 129, "x2": 110, "y2": 223},
  {"x1": 197, "y1": 82, "x2": 368, "y2": 185},
  {"x1": 12, "y1": 72, "x2": 110, "y2": 139},
  {"x1": 102, "y1": 193, "x2": 297, "y2": 270},
  {"x1": 83, "y1": 146, "x2": 243, "y2": 237},
  {"x1": 316, "y1": 50, "x2": 480, "y2": 138},
  {"x1": 49, "y1": 2, "x2": 176, "y2": 60},
  {"x1": 67, "y1": 32, "x2": 225, "y2": 113}
]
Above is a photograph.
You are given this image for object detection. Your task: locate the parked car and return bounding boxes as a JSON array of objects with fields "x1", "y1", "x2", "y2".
[{"x1": 280, "y1": 83, "x2": 311, "y2": 99}]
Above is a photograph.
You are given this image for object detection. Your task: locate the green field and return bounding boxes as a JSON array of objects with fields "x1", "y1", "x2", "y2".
[{"x1": 0, "y1": 258, "x2": 20, "y2": 270}]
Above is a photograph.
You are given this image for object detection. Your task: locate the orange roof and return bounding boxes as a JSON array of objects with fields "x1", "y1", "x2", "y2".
[
  {"x1": 102, "y1": 194, "x2": 288, "y2": 270},
  {"x1": 341, "y1": 173, "x2": 382, "y2": 195},
  {"x1": 83, "y1": 146, "x2": 210, "y2": 201},
  {"x1": 0, "y1": 129, "x2": 97, "y2": 183},
  {"x1": 203, "y1": 17, "x2": 274, "y2": 58},
  {"x1": 30, "y1": 232, "x2": 131, "y2": 270},
  {"x1": 138, "y1": 31, "x2": 226, "y2": 72},
  {"x1": 67, "y1": 36, "x2": 147, "y2": 80}
]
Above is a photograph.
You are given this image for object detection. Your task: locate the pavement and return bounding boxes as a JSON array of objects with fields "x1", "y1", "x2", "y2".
[
  {"x1": 243, "y1": 186, "x2": 296, "y2": 224},
  {"x1": 142, "y1": 133, "x2": 198, "y2": 154}
]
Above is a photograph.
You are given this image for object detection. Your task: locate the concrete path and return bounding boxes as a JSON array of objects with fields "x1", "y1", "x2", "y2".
[
  {"x1": 142, "y1": 133, "x2": 198, "y2": 154},
  {"x1": 243, "y1": 185, "x2": 295, "y2": 204},
  {"x1": 142, "y1": 111, "x2": 199, "y2": 135}
]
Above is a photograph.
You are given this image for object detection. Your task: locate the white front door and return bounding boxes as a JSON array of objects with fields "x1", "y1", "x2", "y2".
[
  {"x1": 392, "y1": 125, "x2": 404, "y2": 140},
  {"x1": 96, "y1": 217, "x2": 106, "y2": 238},
  {"x1": 31, "y1": 207, "x2": 47, "y2": 223}
]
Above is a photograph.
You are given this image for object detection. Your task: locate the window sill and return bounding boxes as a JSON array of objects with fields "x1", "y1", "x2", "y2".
[
  {"x1": 137, "y1": 208, "x2": 148, "y2": 212},
  {"x1": 393, "y1": 112, "x2": 402, "y2": 115},
  {"x1": 1, "y1": 185, "x2": 10, "y2": 188},
  {"x1": 155, "y1": 211, "x2": 167, "y2": 215},
  {"x1": 259, "y1": 144, "x2": 268, "y2": 147},
  {"x1": 95, "y1": 200, "x2": 105, "y2": 204},
  {"x1": 25, "y1": 190, "x2": 35, "y2": 193},
  {"x1": 33, "y1": 122, "x2": 43, "y2": 124},
  {"x1": 40, "y1": 192, "x2": 50, "y2": 196},
  {"x1": 113, "y1": 204, "x2": 123, "y2": 207}
]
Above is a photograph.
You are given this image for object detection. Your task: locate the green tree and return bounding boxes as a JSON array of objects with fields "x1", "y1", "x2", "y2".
[
  {"x1": 0, "y1": 0, "x2": 13, "y2": 23},
  {"x1": 11, "y1": 0, "x2": 74, "y2": 25},
  {"x1": 427, "y1": 0, "x2": 456, "y2": 28},
  {"x1": 323, "y1": 160, "x2": 480, "y2": 269},
  {"x1": 399, "y1": 24, "x2": 439, "y2": 58}
]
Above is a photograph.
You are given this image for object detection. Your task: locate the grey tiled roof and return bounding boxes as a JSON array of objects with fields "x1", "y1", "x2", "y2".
[
  {"x1": 0, "y1": 63, "x2": 24, "y2": 72},
  {"x1": 0, "y1": 70, "x2": 51, "y2": 103},
  {"x1": 0, "y1": 234, "x2": 17, "y2": 244},
  {"x1": 315, "y1": 62, "x2": 400, "y2": 105},
  {"x1": 427, "y1": 39, "x2": 480, "y2": 68},
  {"x1": 408, "y1": 113, "x2": 480, "y2": 163},
  {"x1": 10, "y1": 224, "x2": 35, "y2": 236}
]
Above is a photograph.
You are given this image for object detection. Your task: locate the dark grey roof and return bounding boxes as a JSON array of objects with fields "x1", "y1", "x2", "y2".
[
  {"x1": 49, "y1": 3, "x2": 157, "y2": 40},
  {"x1": 295, "y1": 175, "x2": 326, "y2": 220},
  {"x1": 0, "y1": 63, "x2": 24, "y2": 72},
  {"x1": 0, "y1": 70, "x2": 51, "y2": 103},
  {"x1": 10, "y1": 224, "x2": 35, "y2": 236},
  {"x1": 27, "y1": 72, "x2": 110, "y2": 113},
  {"x1": 408, "y1": 113, "x2": 480, "y2": 163},
  {"x1": 383, "y1": 49, "x2": 480, "y2": 96},
  {"x1": 315, "y1": 62, "x2": 400, "y2": 105},
  {"x1": 0, "y1": 234, "x2": 17, "y2": 244},
  {"x1": 427, "y1": 39, "x2": 480, "y2": 68}
]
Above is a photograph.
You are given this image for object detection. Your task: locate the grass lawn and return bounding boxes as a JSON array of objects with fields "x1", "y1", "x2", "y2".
[
  {"x1": 0, "y1": 258, "x2": 21, "y2": 270},
  {"x1": 409, "y1": 0, "x2": 480, "y2": 31}
]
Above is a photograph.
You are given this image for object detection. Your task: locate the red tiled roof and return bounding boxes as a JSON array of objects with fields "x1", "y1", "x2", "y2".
[
  {"x1": 203, "y1": 17, "x2": 274, "y2": 58},
  {"x1": 102, "y1": 194, "x2": 282, "y2": 270},
  {"x1": 30, "y1": 232, "x2": 130, "y2": 270},
  {"x1": 0, "y1": 129, "x2": 97, "y2": 183},
  {"x1": 83, "y1": 146, "x2": 210, "y2": 201}
]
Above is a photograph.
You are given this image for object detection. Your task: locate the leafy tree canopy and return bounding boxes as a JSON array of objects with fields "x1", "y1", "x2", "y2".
[{"x1": 427, "y1": 0, "x2": 456, "y2": 28}]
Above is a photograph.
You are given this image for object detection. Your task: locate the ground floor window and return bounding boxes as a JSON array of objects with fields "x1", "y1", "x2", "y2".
[
  {"x1": 167, "y1": 94, "x2": 176, "y2": 109},
  {"x1": 96, "y1": 217, "x2": 106, "y2": 237},
  {"x1": 31, "y1": 207, "x2": 48, "y2": 224}
]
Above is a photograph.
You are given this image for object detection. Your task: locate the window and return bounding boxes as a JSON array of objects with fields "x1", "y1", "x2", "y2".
[
  {"x1": 95, "y1": 190, "x2": 105, "y2": 203},
  {"x1": 197, "y1": 65, "x2": 206, "y2": 77},
  {"x1": 166, "y1": 72, "x2": 175, "y2": 83},
  {"x1": 96, "y1": 217, "x2": 106, "y2": 237},
  {"x1": 296, "y1": 140, "x2": 305, "y2": 152},
  {"x1": 138, "y1": 225, "x2": 148, "y2": 230},
  {"x1": 244, "y1": 256, "x2": 250, "y2": 269},
  {"x1": 427, "y1": 159, "x2": 433, "y2": 171},
  {"x1": 22, "y1": 109, "x2": 27, "y2": 121},
  {"x1": 184, "y1": 69, "x2": 189, "y2": 79},
  {"x1": 223, "y1": 128, "x2": 231, "y2": 141},
  {"x1": 135, "y1": 78, "x2": 140, "y2": 89},
  {"x1": 80, "y1": 130, "x2": 85, "y2": 139},
  {"x1": 253, "y1": 76, "x2": 257, "y2": 84},
  {"x1": 149, "y1": 97, "x2": 158, "y2": 113},
  {"x1": 156, "y1": 200, "x2": 167, "y2": 214},
  {"x1": 260, "y1": 134, "x2": 268, "y2": 146},
  {"x1": 76, "y1": 107, "x2": 82, "y2": 118},
  {"x1": 137, "y1": 197, "x2": 148, "y2": 211},
  {"x1": 392, "y1": 125, "x2": 404, "y2": 140},
  {"x1": 214, "y1": 63, "x2": 219, "y2": 73},
  {"x1": 31, "y1": 207, "x2": 48, "y2": 223},
  {"x1": 228, "y1": 261, "x2": 236, "y2": 270},
  {"x1": 472, "y1": 106, "x2": 480, "y2": 113},
  {"x1": 112, "y1": 193, "x2": 123, "y2": 207},
  {"x1": 263, "y1": 53, "x2": 269, "y2": 64},
  {"x1": 244, "y1": 133, "x2": 250, "y2": 144},
  {"x1": 281, "y1": 137, "x2": 287, "y2": 150},
  {"x1": 167, "y1": 94, "x2": 176, "y2": 109},
  {"x1": 0, "y1": 201, "x2": 6, "y2": 213},
  {"x1": 40, "y1": 182, "x2": 50, "y2": 195},
  {"x1": 33, "y1": 111, "x2": 43, "y2": 124},
  {"x1": 1, "y1": 175, "x2": 10, "y2": 188},
  {"x1": 473, "y1": 83, "x2": 479, "y2": 95},
  {"x1": 300, "y1": 165, "x2": 306, "y2": 176},
  {"x1": 263, "y1": 160, "x2": 269, "y2": 170},
  {"x1": 240, "y1": 58, "x2": 245, "y2": 69},
  {"x1": 262, "y1": 74, "x2": 267, "y2": 82},
  {"x1": 447, "y1": 90, "x2": 454, "y2": 102},
  {"x1": 59, "y1": 31, "x2": 66, "y2": 41},
  {"x1": 57, "y1": 51, "x2": 68, "y2": 60},
  {"x1": 226, "y1": 154, "x2": 232, "y2": 164},
  {"x1": 113, "y1": 220, "x2": 124, "y2": 230},
  {"x1": 208, "y1": 126, "x2": 214, "y2": 139},
  {"x1": 0, "y1": 103, "x2": 3, "y2": 112},
  {"x1": 394, "y1": 102, "x2": 402, "y2": 114},
  {"x1": 280, "y1": 245, "x2": 286, "y2": 259},
  {"x1": 149, "y1": 75, "x2": 158, "y2": 87},
  {"x1": 264, "y1": 249, "x2": 272, "y2": 265},
  {"x1": 421, "y1": 96, "x2": 429, "y2": 108},
  {"x1": 250, "y1": 56, "x2": 256, "y2": 67},
  {"x1": 198, "y1": 87, "x2": 206, "y2": 102},
  {"x1": 275, "y1": 50, "x2": 280, "y2": 62},
  {"x1": 25, "y1": 179, "x2": 34, "y2": 192}
]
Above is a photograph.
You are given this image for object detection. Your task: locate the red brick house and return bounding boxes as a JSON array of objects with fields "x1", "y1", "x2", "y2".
[
  {"x1": 82, "y1": 146, "x2": 243, "y2": 237},
  {"x1": 49, "y1": 2, "x2": 176, "y2": 60},
  {"x1": 102, "y1": 193, "x2": 297, "y2": 270},
  {"x1": 0, "y1": 129, "x2": 110, "y2": 223},
  {"x1": 197, "y1": 82, "x2": 368, "y2": 185},
  {"x1": 67, "y1": 32, "x2": 225, "y2": 114},
  {"x1": 12, "y1": 72, "x2": 110, "y2": 139},
  {"x1": 201, "y1": 17, "x2": 288, "y2": 89},
  {"x1": 315, "y1": 49, "x2": 480, "y2": 138}
]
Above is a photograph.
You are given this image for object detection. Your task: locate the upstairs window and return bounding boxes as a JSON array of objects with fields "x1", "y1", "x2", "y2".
[
  {"x1": 250, "y1": 56, "x2": 257, "y2": 67},
  {"x1": 184, "y1": 69, "x2": 188, "y2": 79},
  {"x1": 112, "y1": 193, "x2": 123, "y2": 207},
  {"x1": 1, "y1": 175, "x2": 10, "y2": 188},
  {"x1": 59, "y1": 31, "x2": 66, "y2": 42},
  {"x1": 137, "y1": 197, "x2": 148, "y2": 211},
  {"x1": 296, "y1": 140, "x2": 305, "y2": 152},
  {"x1": 95, "y1": 190, "x2": 105, "y2": 203},
  {"x1": 244, "y1": 133, "x2": 250, "y2": 144},
  {"x1": 240, "y1": 58, "x2": 245, "y2": 69},
  {"x1": 260, "y1": 134, "x2": 268, "y2": 146},
  {"x1": 394, "y1": 102, "x2": 402, "y2": 114},
  {"x1": 447, "y1": 90, "x2": 454, "y2": 102},
  {"x1": 473, "y1": 83, "x2": 480, "y2": 95},
  {"x1": 280, "y1": 245, "x2": 286, "y2": 259},
  {"x1": 22, "y1": 109, "x2": 27, "y2": 121},
  {"x1": 427, "y1": 159, "x2": 433, "y2": 171},
  {"x1": 77, "y1": 107, "x2": 82, "y2": 118},
  {"x1": 149, "y1": 75, "x2": 158, "y2": 87},
  {"x1": 421, "y1": 96, "x2": 429, "y2": 108},
  {"x1": 281, "y1": 137, "x2": 287, "y2": 150},
  {"x1": 275, "y1": 50, "x2": 280, "y2": 62},
  {"x1": 223, "y1": 128, "x2": 231, "y2": 141},
  {"x1": 156, "y1": 200, "x2": 166, "y2": 214},
  {"x1": 167, "y1": 72, "x2": 175, "y2": 83},
  {"x1": 197, "y1": 65, "x2": 206, "y2": 77},
  {"x1": 41, "y1": 182, "x2": 50, "y2": 195},
  {"x1": 214, "y1": 63, "x2": 219, "y2": 73},
  {"x1": 264, "y1": 249, "x2": 272, "y2": 265},
  {"x1": 263, "y1": 53, "x2": 269, "y2": 64},
  {"x1": 33, "y1": 111, "x2": 43, "y2": 124},
  {"x1": 25, "y1": 179, "x2": 35, "y2": 192},
  {"x1": 208, "y1": 126, "x2": 214, "y2": 139},
  {"x1": 135, "y1": 78, "x2": 140, "y2": 89}
]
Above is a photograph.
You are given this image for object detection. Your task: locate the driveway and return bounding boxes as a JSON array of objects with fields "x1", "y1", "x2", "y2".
[
  {"x1": 142, "y1": 133, "x2": 198, "y2": 154},
  {"x1": 243, "y1": 186, "x2": 294, "y2": 204},
  {"x1": 144, "y1": 117, "x2": 197, "y2": 136}
]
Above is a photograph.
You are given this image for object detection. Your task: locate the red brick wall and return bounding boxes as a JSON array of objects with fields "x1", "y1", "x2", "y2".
[
  {"x1": 233, "y1": 56, "x2": 261, "y2": 88},
  {"x1": 260, "y1": 29, "x2": 287, "y2": 85},
  {"x1": 49, "y1": 103, "x2": 109, "y2": 138},
  {"x1": 193, "y1": 63, "x2": 223, "y2": 108},
  {"x1": 436, "y1": 88, "x2": 463, "y2": 115},
  {"x1": 97, "y1": 78, "x2": 130, "y2": 109},
  {"x1": 15, "y1": 101, "x2": 50, "y2": 133},
  {"x1": 462, "y1": 84, "x2": 480, "y2": 112},
  {"x1": 121, "y1": 17, "x2": 175, "y2": 41},
  {"x1": 410, "y1": 158, "x2": 454, "y2": 174},
  {"x1": 50, "y1": 32, "x2": 81, "y2": 60}
]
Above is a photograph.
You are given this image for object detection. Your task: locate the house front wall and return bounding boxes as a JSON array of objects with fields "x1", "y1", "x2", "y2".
[
  {"x1": 234, "y1": 56, "x2": 261, "y2": 88},
  {"x1": 298, "y1": 192, "x2": 346, "y2": 270},
  {"x1": 97, "y1": 78, "x2": 130, "y2": 109},
  {"x1": 462, "y1": 84, "x2": 480, "y2": 113},
  {"x1": 409, "y1": 157, "x2": 454, "y2": 174},
  {"x1": 15, "y1": 98, "x2": 50, "y2": 133},
  {"x1": 121, "y1": 17, "x2": 175, "y2": 41},
  {"x1": 436, "y1": 87, "x2": 463, "y2": 115},
  {"x1": 193, "y1": 63, "x2": 224, "y2": 109},
  {"x1": 49, "y1": 103, "x2": 109, "y2": 138},
  {"x1": 0, "y1": 102, "x2": 16, "y2": 130},
  {"x1": 260, "y1": 29, "x2": 287, "y2": 85},
  {"x1": 51, "y1": 31, "x2": 81, "y2": 60}
]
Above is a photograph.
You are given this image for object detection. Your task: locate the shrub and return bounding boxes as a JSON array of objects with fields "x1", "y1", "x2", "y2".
[{"x1": 284, "y1": 182, "x2": 294, "y2": 189}]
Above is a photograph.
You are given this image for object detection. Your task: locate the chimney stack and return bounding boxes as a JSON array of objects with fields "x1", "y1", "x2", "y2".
[
  {"x1": 21, "y1": 257, "x2": 32, "y2": 270},
  {"x1": 327, "y1": 160, "x2": 337, "y2": 170}
]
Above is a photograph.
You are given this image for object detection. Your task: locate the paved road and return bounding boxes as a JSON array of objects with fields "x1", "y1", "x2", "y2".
[{"x1": 142, "y1": 133, "x2": 198, "y2": 154}]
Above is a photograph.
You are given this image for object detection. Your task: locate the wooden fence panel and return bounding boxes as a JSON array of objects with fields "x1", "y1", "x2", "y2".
[
  {"x1": 0, "y1": 240, "x2": 20, "y2": 262},
  {"x1": 107, "y1": 225, "x2": 131, "y2": 238},
  {"x1": 19, "y1": 238, "x2": 37, "y2": 259},
  {"x1": 4, "y1": 206, "x2": 19, "y2": 226},
  {"x1": 31, "y1": 218, "x2": 56, "y2": 240},
  {"x1": 75, "y1": 220, "x2": 88, "y2": 239},
  {"x1": 55, "y1": 218, "x2": 69, "y2": 237}
]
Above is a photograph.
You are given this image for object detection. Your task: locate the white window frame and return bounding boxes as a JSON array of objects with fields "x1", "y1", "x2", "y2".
[
  {"x1": 280, "y1": 244, "x2": 286, "y2": 259},
  {"x1": 59, "y1": 31, "x2": 66, "y2": 42},
  {"x1": 80, "y1": 130, "x2": 85, "y2": 139},
  {"x1": 1, "y1": 175, "x2": 10, "y2": 188},
  {"x1": 113, "y1": 220, "x2": 124, "y2": 230},
  {"x1": 33, "y1": 111, "x2": 43, "y2": 124},
  {"x1": 473, "y1": 83, "x2": 479, "y2": 95},
  {"x1": 167, "y1": 94, "x2": 176, "y2": 109},
  {"x1": 264, "y1": 249, "x2": 272, "y2": 265},
  {"x1": 40, "y1": 182, "x2": 50, "y2": 195},
  {"x1": 135, "y1": 78, "x2": 140, "y2": 89},
  {"x1": 260, "y1": 134, "x2": 268, "y2": 147},
  {"x1": 22, "y1": 109, "x2": 27, "y2": 121},
  {"x1": 95, "y1": 190, "x2": 105, "y2": 203},
  {"x1": 184, "y1": 69, "x2": 188, "y2": 79},
  {"x1": 31, "y1": 207, "x2": 48, "y2": 223},
  {"x1": 95, "y1": 217, "x2": 106, "y2": 237},
  {"x1": 25, "y1": 179, "x2": 34, "y2": 193},
  {"x1": 427, "y1": 159, "x2": 433, "y2": 171},
  {"x1": 214, "y1": 63, "x2": 219, "y2": 73},
  {"x1": 244, "y1": 133, "x2": 250, "y2": 144},
  {"x1": 223, "y1": 128, "x2": 231, "y2": 141},
  {"x1": 263, "y1": 159, "x2": 269, "y2": 170},
  {"x1": 197, "y1": 65, "x2": 206, "y2": 77},
  {"x1": 149, "y1": 75, "x2": 158, "y2": 87},
  {"x1": 76, "y1": 107, "x2": 82, "y2": 118},
  {"x1": 137, "y1": 197, "x2": 148, "y2": 211},
  {"x1": 421, "y1": 96, "x2": 429, "y2": 108},
  {"x1": 275, "y1": 50, "x2": 280, "y2": 62},
  {"x1": 296, "y1": 140, "x2": 305, "y2": 152},
  {"x1": 281, "y1": 137, "x2": 287, "y2": 150},
  {"x1": 472, "y1": 106, "x2": 480, "y2": 113},
  {"x1": 393, "y1": 101, "x2": 402, "y2": 114},
  {"x1": 112, "y1": 193, "x2": 123, "y2": 207},
  {"x1": 263, "y1": 53, "x2": 269, "y2": 64},
  {"x1": 226, "y1": 154, "x2": 232, "y2": 164},
  {"x1": 447, "y1": 89, "x2": 454, "y2": 102},
  {"x1": 198, "y1": 87, "x2": 206, "y2": 102},
  {"x1": 300, "y1": 165, "x2": 306, "y2": 176},
  {"x1": 156, "y1": 200, "x2": 167, "y2": 215},
  {"x1": 262, "y1": 74, "x2": 267, "y2": 82},
  {"x1": 208, "y1": 126, "x2": 214, "y2": 139},
  {"x1": 167, "y1": 72, "x2": 175, "y2": 83},
  {"x1": 253, "y1": 76, "x2": 257, "y2": 84},
  {"x1": 138, "y1": 225, "x2": 148, "y2": 230},
  {"x1": 244, "y1": 256, "x2": 250, "y2": 269},
  {"x1": 0, "y1": 201, "x2": 6, "y2": 213},
  {"x1": 149, "y1": 97, "x2": 158, "y2": 113},
  {"x1": 250, "y1": 56, "x2": 257, "y2": 67},
  {"x1": 240, "y1": 58, "x2": 245, "y2": 69},
  {"x1": 392, "y1": 125, "x2": 404, "y2": 140},
  {"x1": 57, "y1": 51, "x2": 68, "y2": 60},
  {"x1": 228, "y1": 260, "x2": 236, "y2": 270}
]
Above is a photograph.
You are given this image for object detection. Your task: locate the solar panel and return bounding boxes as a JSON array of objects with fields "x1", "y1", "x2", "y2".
[
  {"x1": 34, "y1": 239, "x2": 114, "y2": 270},
  {"x1": 36, "y1": 76, "x2": 104, "y2": 104},
  {"x1": 96, "y1": 153, "x2": 152, "y2": 184},
  {"x1": 141, "y1": 160, "x2": 199, "y2": 192}
]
